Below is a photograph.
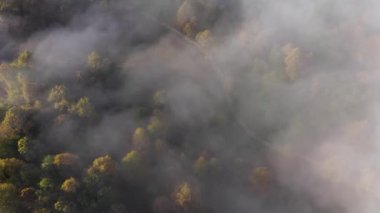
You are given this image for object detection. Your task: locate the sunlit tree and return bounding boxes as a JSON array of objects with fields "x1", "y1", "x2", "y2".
[
  {"x1": 87, "y1": 155, "x2": 116, "y2": 176},
  {"x1": 10, "y1": 50, "x2": 32, "y2": 69},
  {"x1": 60, "y1": 177, "x2": 78, "y2": 193},
  {"x1": 172, "y1": 181, "x2": 201, "y2": 211}
]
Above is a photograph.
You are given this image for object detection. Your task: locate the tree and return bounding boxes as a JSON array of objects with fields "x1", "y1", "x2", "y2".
[
  {"x1": 121, "y1": 150, "x2": 147, "y2": 181},
  {"x1": 19, "y1": 164, "x2": 40, "y2": 186},
  {"x1": 177, "y1": 0, "x2": 218, "y2": 36},
  {"x1": 20, "y1": 187, "x2": 35, "y2": 212},
  {"x1": 153, "y1": 90, "x2": 166, "y2": 107},
  {"x1": 0, "y1": 107, "x2": 27, "y2": 140},
  {"x1": 87, "y1": 155, "x2": 116, "y2": 176},
  {"x1": 0, "y1": 158, "x2": 24, "y2": 181},
  {"x1": 195, "y1": 30, "x2": 213, "y2": 47},
  {"x1": 20, "y1": 187, "x2": 35, "y2": 200},
  {"x1": 54, "y1": 199, "x2": 76, "y2": 212},
  {"x1": 0, "y1": 139, "x2": 18, "y2": 158},
  {"x1": 0, "y1": 50, "x2": 35, "y2": 104},
  {"x1": 18, "y1": 136, "x2": 39, "y2": 161},
  {"x1": 10, "y1": 50, "x2": 32, "y2": 69},
  {"x1": 41, "y1": 155, "x2": 54, "y2": 170},
  {"x1": 193, "y1": 155, "x2": 208, "y2": 176},
  {"x1": 69, "y1": 97, "x2": 93, "y2": 118},
  {"x1": 177, "y1": 0, "x2": 195, "y2": 36},
  {"x1": 61, "y1": 177, "x2": 78, "y2": 193},
  {"x1": 0, "y1": 0, "x2": 14, "y2": 12},
  {"x1": 0, "y1": 183, "x2": 19, "y2": 213},
  {"x1": 172, "y1": 182, "x2": 201, "y2": 211},
  {"x1": 147, "y1": 116, "x2": 166, "y2": 137},
  {"x1": 53, "y1": 153, "x2": 79, "y2": 167},
  {"x1": 132, "y1": 128, "x2": 150, "y2": 150},
  {"x1": 47, "y1": 85, "x2": 70, "y2": 112},
  {"x1": 86, "y1": 51, "x2": 110, "y2": 71},
  {"x1": 17, "y1": 73, "x2": 35, "y2": 104},
  {"x1": 38, "y1": 178, "x2": 54, "y2": 190}
]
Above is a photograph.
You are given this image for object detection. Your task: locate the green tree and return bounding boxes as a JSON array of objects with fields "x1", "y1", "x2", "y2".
[
  {"x1": 41, "y1": 155, "x2": 54, "y2": 170},
  {"x1": 47, "y1": 85, "x2": 70, "y2": 111},
  {"x1": 147, "y1": 116, "x2": 166, "y2": 137},
  {"x1": 0, "y1": 140, "x2": 18, "y2": 158},
  {"x1": 10, "y1": 50, "x2": 32, "y2": 69},
  {"x1": 18, "y1": 136, "x2": 39, "y2": 161},
  {"x1": 38, "y1": 178, "x2": 54, "y2": 190},
  {"x1": 69, "y1": 97, "x2": 94, "y2": 118}
]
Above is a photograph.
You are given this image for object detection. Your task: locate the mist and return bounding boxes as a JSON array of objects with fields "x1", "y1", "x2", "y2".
[{"x1": 0, "y1": 0, "x2": 379, "y2": 212}]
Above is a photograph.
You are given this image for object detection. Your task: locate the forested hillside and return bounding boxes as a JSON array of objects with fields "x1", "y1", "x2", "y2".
[{"x1": 0, "y1": 0, "x2": 379, "y2": 212}]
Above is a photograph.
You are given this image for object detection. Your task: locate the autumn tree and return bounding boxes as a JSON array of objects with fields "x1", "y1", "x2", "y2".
[
  {"x1": 87, "y1": 155, "x2": 116, "y2": 176},
  {"x1": 53, "y1": 153, "x2": 79, "y2": 167},
  {"x1": 0, "y1": 107, "x2": 28, "y2": 140},
  {"x1": 172, "y1": 182, "x2": 201, "y2": 212},
  {"x1": 82, "y1": 155, "x2": 118, "y2": 212},
  {"x1": 60, "y1": 177, "x2": 78, "y2": 193}
]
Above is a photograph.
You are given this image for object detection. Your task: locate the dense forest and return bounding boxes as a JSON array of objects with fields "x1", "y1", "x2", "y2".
[{"x1": 0, "y1": 0, "x2": 379, "y2": 212}]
